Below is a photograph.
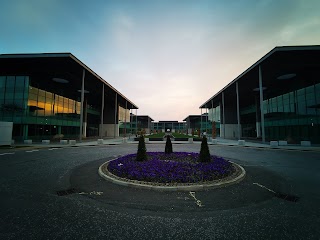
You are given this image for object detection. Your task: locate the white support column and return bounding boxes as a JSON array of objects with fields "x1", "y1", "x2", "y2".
[
  {"x1": 114, "y1": 93, "x2": 117, "y2": 138},
  {"x1": 124, "y1": 101, "x2": 127, "y2": 137},
  {"x1": 222, "y1": 92, "x2": 225, "y2": 138},
  {"x1": 130, "y1": 107, "x2": 132, "y2": 135},
  {"x1": 200, "y1": 108, "x2": 203, "y2": 133},
  {"x1": 259, "y1": 65, "x2": 266, "y2": 143},
  {"x1": 205, "y1": 108, "x2": 208, "y2": 133},
  {"x1": 211, "y1": 99, "x2": 214, "y2": 138},
  {"x1": 211, "y1": 100, "x2": 214, "y2": 120},
  {"x1": 255, "y1": 95, "x2": 261, "y2": 138},
  {"x1": 79, "y1": 69, "x2": 85, "y2": 142},
  {"x1": 100, "y1": 84, "x2": 105, "y2": 138},
  {"x1": 135, "y1": 109, "x2": 138, "y2": 135},
  {"x1": 236, "y1": 81, "x2": 241, "y2": 140}
]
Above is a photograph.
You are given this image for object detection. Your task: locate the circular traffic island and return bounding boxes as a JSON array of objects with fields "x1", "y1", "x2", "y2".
[{"x1": 99, "y1": 152, "x2": 245, "y2": 191}]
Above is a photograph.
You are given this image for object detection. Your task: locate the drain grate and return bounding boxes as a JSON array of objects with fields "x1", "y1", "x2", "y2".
[
  {"x1": 56, "y1": 188, "x2": 79, "y2": 196},
  {"x1": 274, "y1": 192, "x2": 300, "y2": 202}
]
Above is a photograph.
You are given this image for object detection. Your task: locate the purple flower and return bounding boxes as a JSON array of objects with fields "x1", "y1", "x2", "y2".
[{"x1": 107, "y1": 152, "x2": 234, "y2": 183}]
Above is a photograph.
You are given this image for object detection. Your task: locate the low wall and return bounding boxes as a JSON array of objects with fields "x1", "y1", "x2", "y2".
[
  {"x1": 100, "y1": 124, "x2": 119, "y2": 137},
  {"x1": 173, "y1": 138, "x2": 188, "y2": 141},
  {"x1": 220, "y1": 124, "x2": 242, "y2": 139},
  {"x1": 149, "y1": 138, "x2": 164, "y2": 141},
  {"x1": 0, "y1": 122, "x2": 13, "y2": 145}
]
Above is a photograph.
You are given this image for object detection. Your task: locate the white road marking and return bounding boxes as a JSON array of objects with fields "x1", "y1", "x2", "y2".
[
  {"x1": 26, "y1": 150, "x2": 39, "y2": 153},
  {"x1": 0, "y1": 152, "x2": 15, "y2": 156},
  {"x1": 177, "y1": 196, "x2": 190, "y2": 200},
  {"x1": 79, "y1": 191, "x2": 103, "y2": 196},
  {"x1": 189, "y1": 191, "x2": 204, "y2": 207},
  {"x1": 253, "y1": 182, "x2": 276, "y2": 193},
  {"x1": 48, "y1": 148, "x2": 59, "y2": 150}
]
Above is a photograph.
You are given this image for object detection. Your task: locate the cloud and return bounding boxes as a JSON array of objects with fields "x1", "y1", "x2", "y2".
[{"x1": 19, "y1": 0, "x2": 317, "y2": 122}]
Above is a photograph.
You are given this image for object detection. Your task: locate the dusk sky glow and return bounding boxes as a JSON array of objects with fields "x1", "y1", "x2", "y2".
[{"x1": 1, "y1": 0, "x2": 320, "y2": 121}]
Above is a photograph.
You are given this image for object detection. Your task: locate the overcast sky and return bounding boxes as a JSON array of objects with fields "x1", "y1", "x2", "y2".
[{"x1": 1, "y1": 0, "x2": 320, "y2": 121}]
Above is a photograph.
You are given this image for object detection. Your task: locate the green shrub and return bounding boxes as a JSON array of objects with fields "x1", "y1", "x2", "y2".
[
  {"x1": 165, "y1": 135, "x2": 173, "y2": 154},
  {"x1": 199, "y1": 136, "x2": 210, "y2": 162},
  {"x1": 136, "y1": 135, "x2": 147, "y2": 161}
]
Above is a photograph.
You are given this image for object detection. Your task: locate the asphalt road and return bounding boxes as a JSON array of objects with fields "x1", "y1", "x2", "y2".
[{"x1": 0, "y1": 144, "x2": 319, "y2": 239}]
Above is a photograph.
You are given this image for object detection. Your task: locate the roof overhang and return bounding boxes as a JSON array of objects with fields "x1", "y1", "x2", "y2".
[
  {"x1": 183, "y1": 115, "x2": 208, "y2": 121},
  {"x1": 0, "y1": 53, "x2": 138, "y2": 109},
  {"x1": 200, "y1": 45, "x2": 320, "y2": 109},
  {"x1": 130, "y1": 115, "x2": 154, "y2": 122}
]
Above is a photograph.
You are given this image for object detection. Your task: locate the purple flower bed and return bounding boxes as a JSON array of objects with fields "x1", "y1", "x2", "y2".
[{"x1": 107, "y1": 152, "x2": 234, "y2": 183}]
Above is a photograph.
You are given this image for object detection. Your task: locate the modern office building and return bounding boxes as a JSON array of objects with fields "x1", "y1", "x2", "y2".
[
  {"x1": 151, "y1": 121, "x2": 187, "y2": 133},
  {"x1": 129, "y1": 114, "x2": 154, "y2": 135},
  {"x1": 126, "y1": 116, "x2": 187, "y2": 135},
  {"x1": 0, "y1": 53, "x2": 138, "y2": 141},
  {"x1": 200, "y1": 45, "x2": 320, "y2": 143},
  {"x1": 183, "y1": 114, "x2": 212, "y2": 135}
]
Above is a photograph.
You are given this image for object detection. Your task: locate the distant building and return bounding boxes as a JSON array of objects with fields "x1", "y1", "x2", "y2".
[
  {"x1": 183, "y1": 114, "x2": 212, "y2": 135},
  {"x1": 129, "y1": 114, "x2": 154, "y2": 135},
  {"x1": 151, "y1": 121, "x2": 186, "y2": 133},
  {"x1": 200, "y1": 45, "x2": 320, "y2": 143},
  {"x1": 0, "y1": 53, "x2": 138, "y2": 141}
]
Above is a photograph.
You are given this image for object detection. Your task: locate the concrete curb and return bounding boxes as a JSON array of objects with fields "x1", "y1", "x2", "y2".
[
  {"x1": 207, "y1": 143, "x2": 320, "y2": 152},
  {"x1": 98, "y1": 159, "x2": 246, "y2": 192}
]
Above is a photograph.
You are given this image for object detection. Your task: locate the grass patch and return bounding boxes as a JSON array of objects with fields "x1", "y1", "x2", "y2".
[
  {"x1": 171, "y1": 133, "x2": 190, "y2": 138},
  {"x1": 146, "y1": 132, "x2": 165, "y2": 138}
]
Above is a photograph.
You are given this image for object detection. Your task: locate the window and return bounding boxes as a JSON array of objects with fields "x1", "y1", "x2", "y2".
[
  {"x1": 6, "y1": 76, "x2": 15, "y2": 90},
  {"x1": 15, "y1": 76, "x2": 25, "y2": 90},
  {"x1": 305, "y1": 85, "x2": 314, "y2": 94},
  {"x1": 283, "y1": 104, "x2": 290, "y2": 113},
  {"x1": 0, "y1": 76, "x2": 6, "y2": 93},
  {"x1": 38, "y1": 95, "x2": 45, "y2": 103},
  {"x1": 297, "y1": 88, "x2": 305, "y2": 96},
  {"x1": 38, "y1": 89, "x2": 46, "y2": 97},
  {"x1": 14, "y1": 92, "x2": 24, "y2": 99},
  {"x1": 46, "y1": 92, "x2": 53, "y2": 100},
  {"x1": 29, "y1": 86, "x2": 38, "y2": 95},
  {"x1": 297, "y1": 101, "x2": 306, "y2": 115},
  {"x1": 5, "y1": 92, "x2": 14, "y2": 99}
]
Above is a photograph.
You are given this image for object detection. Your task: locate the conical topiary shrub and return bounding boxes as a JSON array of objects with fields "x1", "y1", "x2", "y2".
[
  {"x1": 165, "y1": 135, "x2": 173, "y2": 154},
  {"x1": 136, "y1": 135, "x2": 147, "y2": 161},
  {"x1": 199, "y1": 136, "x2": 211, "y2": 162}
]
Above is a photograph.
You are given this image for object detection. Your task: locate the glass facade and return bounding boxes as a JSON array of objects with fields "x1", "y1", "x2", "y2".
[
  {"x1": 263, "y1": 83, "x2": 320, "y2": 143},
  {"x1": 118, "y1": 106, "x2": 131, "y2": 135},
  {"x1": 0, "y1": 75, "x2": 82, "y2": 140},
  {"x1": 208, "y1": 106, "x2": 220, "y2": 136},
  {"x1": 118, "y1": 106, "x2": 130, "y2": 122},
  {"x1": 152, "y1": 122, "x2": 163, "y2": 131},
  {"x1": 208, "y1": 105, "x2": 220, "y2": 123},
  {"x1": 0, "y1": 75, "x2": 29, "y2": 122},
  {"x1": 238, "y1": 83, "x2": 320, "y2": 143},
  {"x1": 151, "y1": 122, "x2": 187, "y2": 132}
]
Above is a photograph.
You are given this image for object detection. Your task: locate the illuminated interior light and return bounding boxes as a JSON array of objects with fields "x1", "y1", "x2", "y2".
[
  {"x1": 52, "y1": 78, "x2": 69, "y2": 83},
  {"x1": 277, "y1": 73, "x2": 296, "y2": 80}
]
